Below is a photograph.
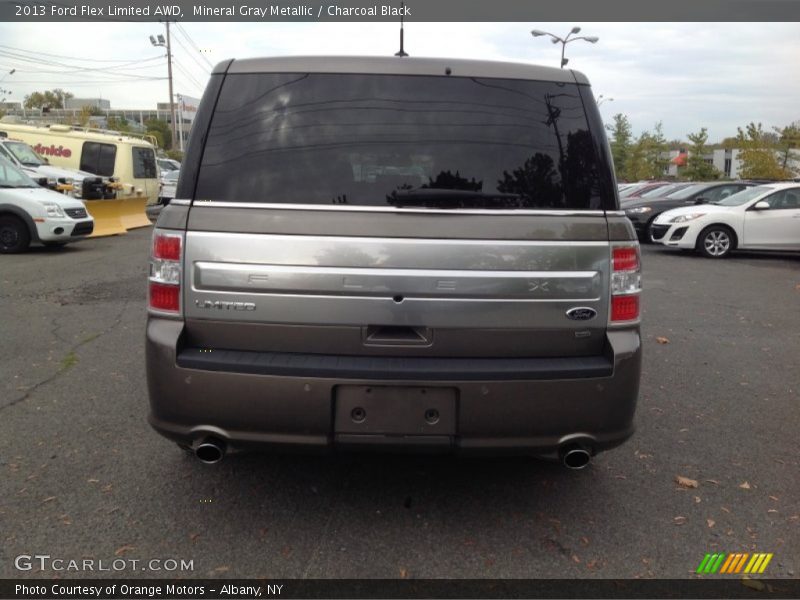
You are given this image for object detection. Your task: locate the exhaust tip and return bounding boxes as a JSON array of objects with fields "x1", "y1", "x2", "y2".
[
  {"x1": 194, "y1": 438, "x2": 226, "y2": 464},
  {"x1": 561, "y1": 445, "x2": 591, "y2": 470}
]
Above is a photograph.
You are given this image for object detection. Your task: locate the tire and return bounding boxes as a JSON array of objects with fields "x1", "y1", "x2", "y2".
[
  {"x1": 696, "y1": 225, "x2": 735, "y2": 258},
  {"x1": 0, "y1": 215, "x2": 31, "y2": 254}
]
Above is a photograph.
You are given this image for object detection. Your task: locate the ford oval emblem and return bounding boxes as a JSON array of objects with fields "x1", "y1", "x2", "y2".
[{"x1": 566, "y1": 307, "x2": 597, "y2": 321}]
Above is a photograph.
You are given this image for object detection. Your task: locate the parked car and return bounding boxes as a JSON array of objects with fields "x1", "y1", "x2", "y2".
[
  {"x1": 651, "y1": 183, "x2": 800, "y2": 257},
  {"x1": 0, "y1": 155, "x2": 94, "y2": 252},
  {"x1": 624, "y1": 181, "x2": 756, "y2": 241},
  {"x1": 157, "y1": 158, "x2": 181, "y2": 173},
  {"x1": 619, "y1": 182, "x2": 670, "y2": 199},
  {"x1": 146, "y1": 56, "x2": 642, "y2": 468},
  {"x1": 0, "y1": 137, "x2": 116, "y2": 200},
  {"x1": 147, "y1": 170, "x2": 180, "y2": 223},
  {"x1": 627, "y1": 182, "x2": 695, "y2": 202}
]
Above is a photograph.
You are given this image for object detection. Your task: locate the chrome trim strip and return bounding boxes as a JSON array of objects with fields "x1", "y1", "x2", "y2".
[
  {"x1": 187, "y1": 230, "x2": 610, "y2": 248},
  {"x1": 188, "y1": 200, "x2": 611, "y2": 217},
  {"x1": 170, "y1": 199, "x2": 190, "y2": 206}
]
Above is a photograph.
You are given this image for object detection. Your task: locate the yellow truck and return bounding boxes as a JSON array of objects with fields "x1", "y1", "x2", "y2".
[{"x1": 0, "y1": 119, "x2": 159, "y2": 232}]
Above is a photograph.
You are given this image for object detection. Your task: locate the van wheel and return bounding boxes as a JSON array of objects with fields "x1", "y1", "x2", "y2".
[
  {"x1": 0, "y1": 215, "x2": 31, "y2": 253},
  {"x1": 696, "y1": 225, "x2": 734, "y2": 258}
]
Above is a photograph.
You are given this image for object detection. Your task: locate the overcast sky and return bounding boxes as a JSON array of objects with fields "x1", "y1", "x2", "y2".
[{"x1": 1, "y1": 22, "x2": 798, "y2": 142}]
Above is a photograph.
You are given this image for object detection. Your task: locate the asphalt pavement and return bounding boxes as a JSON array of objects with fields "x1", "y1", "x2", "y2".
[{"x1": 1, "y1": 228, "x2": 798, "y2": 579}]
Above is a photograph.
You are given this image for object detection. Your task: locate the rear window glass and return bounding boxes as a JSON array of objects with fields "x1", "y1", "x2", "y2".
[
  {"x1": 80, "y1": 142, "x2": 116, "y2": 177},
  {"x1": 133, "y1": 146, "x2": 157, "y2": 179},
  {"x1": 195, "y1": 73, "x2": 611, "y2": 210}
]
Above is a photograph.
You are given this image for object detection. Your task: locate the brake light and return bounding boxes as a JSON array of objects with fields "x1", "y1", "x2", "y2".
[
  {"x1": 610, "y1": 244, "x2": 641, "y2": 322},
  {"x1": 149, "y1": 229, "x2": 183, "y2": 314}
]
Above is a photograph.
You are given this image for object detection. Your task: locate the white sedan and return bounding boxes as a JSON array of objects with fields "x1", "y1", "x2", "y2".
[{"x1": 650, "y1": 182, "x2": 800, "y2": 258}]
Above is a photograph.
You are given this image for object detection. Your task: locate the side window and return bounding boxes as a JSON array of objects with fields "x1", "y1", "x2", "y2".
[
  {"x1": 763, "y1": 190, "x2": 800, "y2": 210},
  {"x1": 132, "y1": 147, "x2": 157, "y2": 179},
  {"x1": 705, "y1": 185, "x2": 739, "y2": 202},
  {"x1": 80, "y1": 142, "x2": 116, "y2": 176}
]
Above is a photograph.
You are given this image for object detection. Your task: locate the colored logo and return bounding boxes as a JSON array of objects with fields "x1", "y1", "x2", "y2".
[{"x1": 697, "y1": 553, "x2": 773, "y2": 575}]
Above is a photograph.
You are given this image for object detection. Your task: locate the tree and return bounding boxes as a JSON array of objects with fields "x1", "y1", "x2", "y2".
[
  {"x1": 143, "y1": 118, "x2": 172, "y2": 150},
  {"x1": 107, "y1": 116, "x2": 132, "y2": 133},
  {"x1": 23, "y1": 88, "x2": 74, "y2": 109},
  {"x1": 623, "y1": 123, "x2": 669, "y2": 181},
  {"x1": 774, "y1": 123, "x2": 800, "y2": 177},
  {"x1": 736, "y1": 122, "x2": 789, "y2": 180},
  {"x1": 683, "y1": 127, "x2": 721, "y2": 181},
  {"x1": 606, "y1": 113, "x2": 632, "y2": 181}
]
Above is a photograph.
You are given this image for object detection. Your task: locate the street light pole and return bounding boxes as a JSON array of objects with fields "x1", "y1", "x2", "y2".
[
  {"x1": 531, "y1": 27, "x2": 599, "y2": 69},
  {"x1": 149, "y1": 24, "x2": 177, "y2": 151}
]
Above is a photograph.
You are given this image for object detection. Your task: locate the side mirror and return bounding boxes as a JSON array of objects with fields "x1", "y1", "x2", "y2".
[
  {"x1": 752, "y1": 201, "x2": 770, "y2": 210},
  {"x1": 693, "y1": 197, "x2": 708, "y2": 205}
]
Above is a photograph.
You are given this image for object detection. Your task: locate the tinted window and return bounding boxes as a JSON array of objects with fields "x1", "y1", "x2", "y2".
[
  {"x1": 196, "y1": 73, "x2": 611, "y2": 210},
  {"x1": 80, "y1": 142, "x2": 116, "y2": 176},
  {"x1": 133, "y1": 146, "x2": 157, "y2": 179}
]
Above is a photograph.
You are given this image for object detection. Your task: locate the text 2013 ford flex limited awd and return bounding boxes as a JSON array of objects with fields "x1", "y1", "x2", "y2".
[{"x1": 145, "y1": 56, "x2": 642, "y2": 469}]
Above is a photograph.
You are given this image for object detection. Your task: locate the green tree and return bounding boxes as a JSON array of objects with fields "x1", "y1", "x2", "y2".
[
  {"x1": 683, "y1": 127, "x2": 720, "y2": 181},
  {"x1": 736, "y1": 122, "x2": 789, "y2": 180},
  {"x1": 107, "y1": 116, "x2": 132, "y2": 133},
  {"x1": 774, "y1": 123, "x2": 800, "y2": 177},
  {"x1": 606, "y1": 113, "x2": 633, "y2": 181},
  {"x1": 144, "y1": 118, "x2": 172, "y2": 150},
  {"x1": 643, "y1": 121, "x2": 669, "y2": 179},
  {"x1": 623, "y1": 131, "x2": 651, "y2": 181},
  {"x1": 23, "y1": 88, "x2": 74, "y2": 109}
]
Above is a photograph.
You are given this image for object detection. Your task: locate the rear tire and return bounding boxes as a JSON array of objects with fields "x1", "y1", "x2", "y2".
[
  {"x1": 0, "y1": 215, "x2": 31, "y2": 254},
  {"x1": 696, "y1": 225, "x2": 735, "y2": 258}
]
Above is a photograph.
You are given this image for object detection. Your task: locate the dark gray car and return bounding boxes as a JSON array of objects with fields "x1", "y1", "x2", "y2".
[{"x1": 146, "y1": 56, "x2": 642, "y2": 469}]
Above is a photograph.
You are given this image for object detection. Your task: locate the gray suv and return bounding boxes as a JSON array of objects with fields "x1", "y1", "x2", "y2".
[{"x1": 146, "y1": 56, "x2": 642, "y2": 469}]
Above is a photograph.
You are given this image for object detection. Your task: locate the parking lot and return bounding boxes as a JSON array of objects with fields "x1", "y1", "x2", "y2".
[{"x1": 1, "y1": 228, "x2": 798, "y2": 579}]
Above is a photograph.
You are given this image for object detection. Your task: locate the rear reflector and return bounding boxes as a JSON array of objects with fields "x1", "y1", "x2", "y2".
[
  {"x1": 611, "y1": 294, "x2": 639, "y2": 322},
  {"x1": 149, "y1": 282, "x2": 180, "y2": 312}
]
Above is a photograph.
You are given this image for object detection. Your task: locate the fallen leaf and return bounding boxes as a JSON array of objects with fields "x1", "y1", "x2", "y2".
[
  {"x1": 694, "y1": 496, "x2": 702, "y2": 504},
  {"x1": 675, "y1": 475, "x2": 699, "y2": 489},
  {"x1": 114, "y1": 545, "x2": 135, "y2": 556},
  {"x1": 580, "y1": 536, "x2": 590, "y2": 546},
  {"x1": 673, "y1": 516, "x2": 687, "y2": 525},
  {"x1": 741, "y1": 578, "x2": 765, "y2": 591},
  {"x1": 42, "y1": 496, "x2": 56, "y2": 503},
  {"x1": 87, "y1": 479, "x2": 99, "y2": 483},
  {"x1": 739, "y1": 481, "x2": 751, "y2": 490},
  {"x1": 101, "y1": 484, "x2": 113, "y2": 493},
  {"x1": 707, "y1": 519, "x2": 715, "y2": 528},
  {"x1": 769, "y1": 496, "x2": 779, "y2": 501},
  {"x1": 572, "y1": 554, "x2": 581, "y2": 563},
  {"x1": 399, "y1": 568, "x2": 409, "y2": 579},
  {"x1": 767, "y1": 509, "x2": 778, "y2": 514},
  {"x1": 190, "y1": 533, "x2": 201, "y2": 542},
  {"x1": 656, "y1": 336, "x2": 670, "y2": 344},
  {"x1": 586, "y1": 559, "x2": 600, "y2": 569},
  {"x1": 704, "y1": 479, "x2": 720, "y2": 485},
  {"x1": 721, "y1": 506, "x2": 731, "y2": 513}
]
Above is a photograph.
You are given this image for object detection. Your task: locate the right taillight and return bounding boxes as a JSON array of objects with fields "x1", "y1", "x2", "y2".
[
  {"x1": 149, "y1": 229, "x2": 183, "y2": 314},
  {"x1": 610, "y1": 243, "x2": 641, "y2": 323}
]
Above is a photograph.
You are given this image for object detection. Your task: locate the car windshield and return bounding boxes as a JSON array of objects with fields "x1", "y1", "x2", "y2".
[
  {"x1": 714, "y1": 185, "x2": 770, "y2": 206},
  {"x1": 6, "y1": 141, "x2": 47, "y2": 166},
  {"x1": 165, "y1": 170, "x2": 179, "y2": 181},
  {"x1": 665, "y1": 184, "x2": 708, "y2": 200},
  {"x1": 0, "y1": 155, "x2": 39, "y2": 188}
]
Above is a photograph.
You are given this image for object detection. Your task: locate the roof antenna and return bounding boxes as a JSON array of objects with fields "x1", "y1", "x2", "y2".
[{"x1": 394, "y1": 2, "x2": 409, "y2": 57}]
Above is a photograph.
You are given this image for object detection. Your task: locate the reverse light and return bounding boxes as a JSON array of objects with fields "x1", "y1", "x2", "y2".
[
  {"x1": 610, "y1": 244, "x2": 641, "y2": 322},
  {"x1": 149, "y1": 229, "x2": 183, "y2": 314}
]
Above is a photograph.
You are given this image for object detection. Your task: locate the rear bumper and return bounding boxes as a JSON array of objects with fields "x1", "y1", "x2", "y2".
[{"x1": 146, "y1": 319, "x2": 641, "y2": 456}]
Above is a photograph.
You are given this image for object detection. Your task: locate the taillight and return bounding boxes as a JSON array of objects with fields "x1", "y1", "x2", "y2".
[
  {"x1": 149, "y1": 229, "x2": 183, "y2": 314},
  {"x1": 610, "y1": 244, "x2": 641, "y2": 323}
]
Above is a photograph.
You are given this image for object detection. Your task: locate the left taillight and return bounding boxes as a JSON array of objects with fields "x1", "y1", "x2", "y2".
[
  {"x1": 610, "y1": 243, "x2": 641, "y2": 323},
  {"x1": 149, "y1": 229, "x2": 183, "y2": 315}
]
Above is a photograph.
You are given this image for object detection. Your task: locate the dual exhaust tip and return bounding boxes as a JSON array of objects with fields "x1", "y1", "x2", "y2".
[{"x1": 190, "y1": 438, "x2": 593, "y2": 469}]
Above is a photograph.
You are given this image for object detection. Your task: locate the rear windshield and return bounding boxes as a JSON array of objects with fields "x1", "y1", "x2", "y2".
[{"x1": 195, "y1": 73, "x2": 611, "y2": 210}]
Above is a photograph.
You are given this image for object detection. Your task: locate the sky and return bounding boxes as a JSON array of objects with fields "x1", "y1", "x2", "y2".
[{"x1": 0, "y1": 21, "x2": 798, "y2": 142}]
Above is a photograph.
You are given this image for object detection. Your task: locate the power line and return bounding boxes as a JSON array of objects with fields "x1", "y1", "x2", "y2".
[
  {"x1": 0, "y1": 44, "x2": 164, "y2": 64},
  {"x1": 170, "y1": 33, "x2": 210, "y2": 75},
  {"x1": 174, "y1": 23, "x2": 214, "y2": 70}
]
